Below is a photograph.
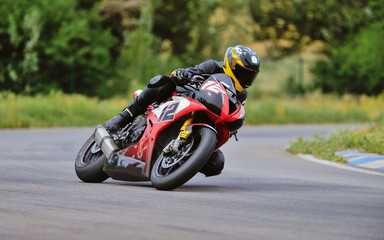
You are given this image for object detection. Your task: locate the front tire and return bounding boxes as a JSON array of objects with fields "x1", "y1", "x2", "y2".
[
  {"x1": 75, "y1": 135, "x2": 109, "y2": 183},
  {"x1": 150, "y1": 126, "x2": 217, "y2": 190}
]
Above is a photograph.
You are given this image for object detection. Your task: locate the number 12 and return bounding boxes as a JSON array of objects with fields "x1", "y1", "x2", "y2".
[{"x1": 157, "y1": 102, "x2": 180, "y2": 122}]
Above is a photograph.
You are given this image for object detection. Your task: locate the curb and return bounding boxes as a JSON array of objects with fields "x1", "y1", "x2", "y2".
[
  {"x1": 335, "y1": 150, "x2": 384, "y2": 171},
  {"x1": 297, "y1": 154, "x2": 384, "y2": 176}
]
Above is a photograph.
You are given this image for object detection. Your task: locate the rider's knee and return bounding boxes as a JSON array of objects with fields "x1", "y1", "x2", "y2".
[
  {"x1": 147, "y1": 75, "x2": 171, "y2": 88},
  {"x1": 200, "y1": 149, "x2": 225, "y2": 177}
]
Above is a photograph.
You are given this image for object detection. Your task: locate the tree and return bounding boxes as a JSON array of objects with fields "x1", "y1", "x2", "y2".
[
  {"x1": 152, "y1": 0, "x2": 194, "y2": 55},
  {"x1": 98, "y1": 0, "x2": 144, "y2": 62},
  {"x1": 249, "y1": 0, "x2": 371, "y2": 54},
  {"x1": 311, "y1": 0, "x2": 384, "y2": 95},
  {"x1": 0, "y1": 0, "x2": 118, "y2": 97},
  {"x1": 117, "y1": 2, "x2": 183, "y2": 90},
  {"x1": 312, "y1": 22, "x2": 384, "y2": 95}
]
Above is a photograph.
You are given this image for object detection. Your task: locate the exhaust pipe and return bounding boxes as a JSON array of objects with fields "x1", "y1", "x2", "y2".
[{"x1": 93, "y1": 125, "x2": 120, "y2": 159}]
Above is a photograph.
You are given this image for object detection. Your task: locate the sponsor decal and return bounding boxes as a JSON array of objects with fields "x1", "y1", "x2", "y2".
[{"x1": 200, "y1": 80, "x2": 226, "y2": 94}]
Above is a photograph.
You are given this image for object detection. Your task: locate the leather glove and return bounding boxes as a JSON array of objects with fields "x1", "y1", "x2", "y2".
[{"x1": 171, "y1": 69, "x2": 192, "y2": 85}]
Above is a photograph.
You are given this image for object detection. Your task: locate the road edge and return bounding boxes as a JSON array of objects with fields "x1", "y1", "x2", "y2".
[{"x1": 297, "y1": 154, "x2": 384, "y2": 176}]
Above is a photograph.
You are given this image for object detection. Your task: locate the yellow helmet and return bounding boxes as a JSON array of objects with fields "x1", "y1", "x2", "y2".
[{"x1": 223, "y1": 45, "x2": 260, "y2": 92}]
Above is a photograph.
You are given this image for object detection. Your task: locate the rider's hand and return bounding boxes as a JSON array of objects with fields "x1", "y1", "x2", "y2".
[{"x1": 171, "y1": 69, "x2": 192, "y2": 85}]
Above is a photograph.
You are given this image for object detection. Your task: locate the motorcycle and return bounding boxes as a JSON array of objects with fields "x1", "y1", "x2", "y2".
[{"x1": 74, "y1": 73, "x2": 245, "y2": 190}]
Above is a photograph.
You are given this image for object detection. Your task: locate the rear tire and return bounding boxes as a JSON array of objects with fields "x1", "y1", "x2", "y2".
[
  {"x1": 75, "y1": 135, "x2": 109, "y2": 183},
  {"x1": 150, "y1": 126, "x2": 217, "y2": 190}
]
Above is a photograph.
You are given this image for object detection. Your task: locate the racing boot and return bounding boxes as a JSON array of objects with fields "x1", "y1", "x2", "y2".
[
  {"x1": 104, "y1": 97, "x2": 147, "y2": 133},
  {"x1": 200, "y1": 149, "x2": 225, "y2": 177}
]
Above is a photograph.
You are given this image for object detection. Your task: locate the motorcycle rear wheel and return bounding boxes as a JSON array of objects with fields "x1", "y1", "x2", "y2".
[
  {"x1": 150, "y1": 126, "x2": 217, "y2": 190},
  {"x1": 75, "y1": 135, "x2": 109, "y2": 183}
]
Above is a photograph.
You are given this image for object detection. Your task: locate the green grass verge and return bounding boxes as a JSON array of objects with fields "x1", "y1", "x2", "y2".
[
  {"x1": 0, "y1": 91, "x2": 126, "y2": 128},
  {"x1": 286, "y1": 124, "x2": 384, "y2": 162},
  {"x1": 244, "y1": 93, "x2": 384, "y2": 124},
  {"x1": 1, "y1": 91, "x2": 384, "y2": 128}
]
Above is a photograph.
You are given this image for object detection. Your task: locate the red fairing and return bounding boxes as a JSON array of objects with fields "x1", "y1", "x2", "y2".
[
  {"x1": 113, "y1": 75, "x2": 244, "y2": 178},
  {"x1": 119, "y1": 96, "x2": 211, "y2": 177}
]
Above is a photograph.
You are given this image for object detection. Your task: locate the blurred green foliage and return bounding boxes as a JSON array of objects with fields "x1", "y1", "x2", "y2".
[
  {"x1": 312, "y1": 22, "x2": 384, "y2": 95},
  {"x1": 0, "y1": 0, "x2": 118, "y2": 97},
  {"x1": 0, "y1": 0, "x2": 382, "y2": 97},
  {"x1": 312, "y1": 0, "x2": 384, "y2": 95},
  {"x1": 250, "y1": 0, "x2": 371, "y2": 54}
]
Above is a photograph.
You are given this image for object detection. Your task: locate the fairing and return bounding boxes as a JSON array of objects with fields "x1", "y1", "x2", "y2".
[{"x1": 103, "y1": 73, "x2": 246, "y2": 181}]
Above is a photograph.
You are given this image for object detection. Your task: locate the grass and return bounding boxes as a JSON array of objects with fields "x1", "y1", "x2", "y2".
[
  {"x1": 1, "y1": 90, "x2": 384, "y2": 128},
  {"x1": 0, "y1": 91, "x2": 127, "y2": 128},
  {"x1": 244, "y1": 93, "x2": 384, "y2": 125},
  {"x1": 286, "y1": 124, "x2": 384, "y2": 162}
]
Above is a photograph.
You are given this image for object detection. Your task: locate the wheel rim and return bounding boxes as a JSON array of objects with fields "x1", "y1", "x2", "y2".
[
  {"x1": 157, "y1": 138, "x2": 196, "y2": 176},
  {"x1": 81, "y1": 141, "x2": 103, "y2": 166}
]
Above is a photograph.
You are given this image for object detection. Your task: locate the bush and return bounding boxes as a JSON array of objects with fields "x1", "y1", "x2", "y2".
[
  {"x1": 0, "y1": 0, "x2": 118, "y2": 97},
  {"x1": 312, "y1": 22, "x2": 384, "y2": 95}
]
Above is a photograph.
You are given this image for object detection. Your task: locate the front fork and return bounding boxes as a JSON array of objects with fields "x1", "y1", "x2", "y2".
[{"x1": 163, "y1": 112, "x2": 195, "y2": 154}]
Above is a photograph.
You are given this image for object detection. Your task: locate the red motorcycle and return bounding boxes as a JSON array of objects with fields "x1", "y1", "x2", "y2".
[{"x1": 75, "y1": 73, "x2": 245, "y2": 190}]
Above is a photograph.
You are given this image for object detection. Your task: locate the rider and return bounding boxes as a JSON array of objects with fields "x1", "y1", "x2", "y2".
[{"x1": 105, "y1": 45, "x2": 260, "y2": 177}]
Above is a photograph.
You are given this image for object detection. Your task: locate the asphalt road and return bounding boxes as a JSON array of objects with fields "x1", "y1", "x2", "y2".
[{"x1": 0, "y1": 125, "x2": 383, "y2": 240}]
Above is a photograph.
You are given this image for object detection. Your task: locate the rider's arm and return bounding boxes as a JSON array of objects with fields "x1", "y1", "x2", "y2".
[
  {"x1": 171, "y1": 60, "x2": 224, "y2": 85},
  {"x1": 184, "y1": 59, "x2": 224, "y2": 75},
  {"x1": 173, "y1": 60, "x2": 223, "y2": 79}
]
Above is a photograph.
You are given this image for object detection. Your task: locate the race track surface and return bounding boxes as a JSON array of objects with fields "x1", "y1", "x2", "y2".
[{"x1": 0, "y1": 125, "x2": 383, "y2": 240}]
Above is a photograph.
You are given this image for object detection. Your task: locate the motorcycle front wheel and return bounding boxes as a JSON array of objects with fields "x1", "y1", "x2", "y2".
[
  {"x1": 150, "y1": 126, "x2": 217, "y2": 190},
  {"x1": 75, "y1": 135, "x2": 109, "y2": 183}
]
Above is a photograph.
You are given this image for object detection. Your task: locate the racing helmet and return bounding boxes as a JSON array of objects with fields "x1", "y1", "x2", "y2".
[{"x1": 223, "y1": 45, "x2": 260, "y2": 92}]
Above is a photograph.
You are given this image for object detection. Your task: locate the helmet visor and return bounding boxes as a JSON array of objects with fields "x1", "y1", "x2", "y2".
[{"x1": 233, "y1": 66, "x2": 258, "y2": 88}]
